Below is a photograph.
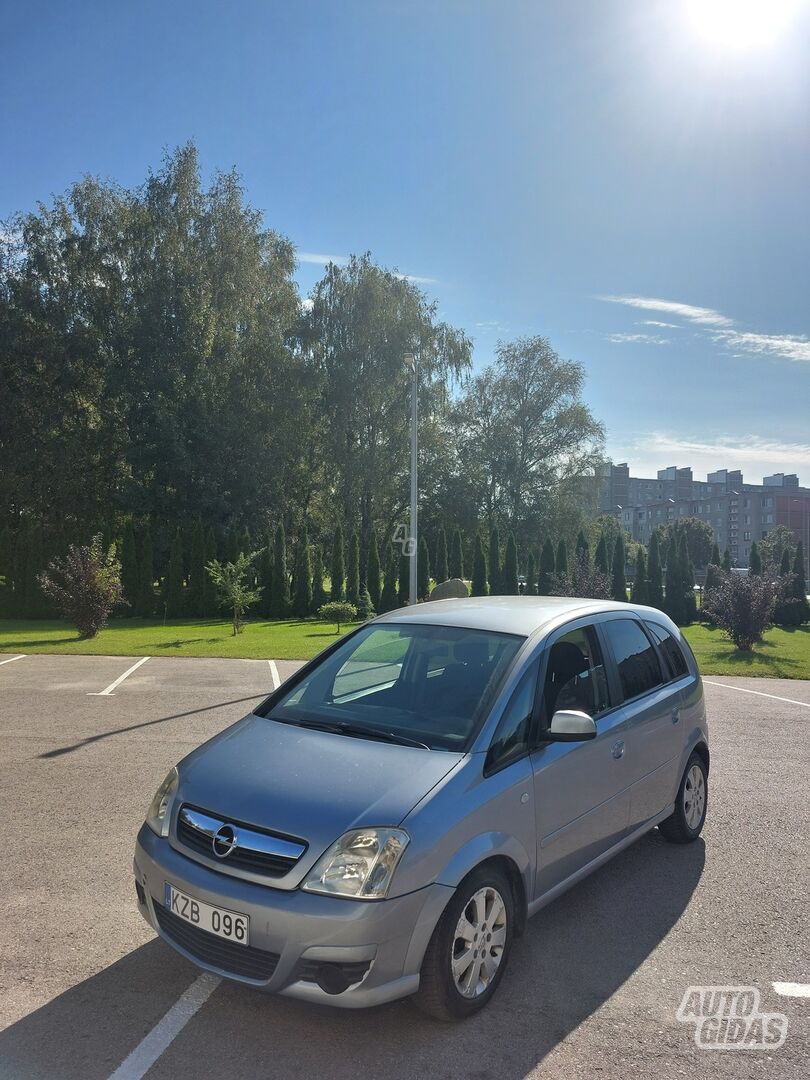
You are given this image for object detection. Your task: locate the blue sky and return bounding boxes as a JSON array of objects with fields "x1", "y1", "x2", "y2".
[{"x1": 3, "y1": 0, "x2": 809, "y2": 483}]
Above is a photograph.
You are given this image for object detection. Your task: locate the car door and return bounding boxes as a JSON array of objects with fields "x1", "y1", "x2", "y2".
[
  {"x1": 599, "y1": 617, "x2": 683, "y2": 832},
  {"x1": 531, "y1": 619, "x2": 631, "y2": 900}
]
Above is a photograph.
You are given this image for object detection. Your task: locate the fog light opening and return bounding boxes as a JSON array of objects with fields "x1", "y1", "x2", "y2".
[{"x1": 315, "y1": 964, "x2": 353, "y2": 995}]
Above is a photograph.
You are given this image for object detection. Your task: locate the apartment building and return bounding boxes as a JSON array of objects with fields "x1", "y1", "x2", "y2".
[{"x1": 600, "y1": 463, "x2": 810, "y2": 571}]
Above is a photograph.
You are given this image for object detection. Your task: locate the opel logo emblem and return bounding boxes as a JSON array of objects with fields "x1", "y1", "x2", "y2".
[{"x1": 212, "y1": 824, "x2": 238, "y2": 859}]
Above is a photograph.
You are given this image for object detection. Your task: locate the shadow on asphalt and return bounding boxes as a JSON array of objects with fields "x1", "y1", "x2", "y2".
[
  {"x1": 38, "y1": 696, "x2": 265, "y2": 759},
  {"x1": 0, "y1": 832, "x2": 705, "y2": 1079}
]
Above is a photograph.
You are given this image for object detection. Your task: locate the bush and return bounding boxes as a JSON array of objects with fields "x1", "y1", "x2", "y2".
[
  {"x1": 356, "y1": 586, "x2": 376, "y2": 620},
  {"x1": 318, "y1": 600, "x2": 357, "y2": 633},
  {"x1": 701, "y1": 570, "x2": 779, "y2": 651},
  {"x1": 551, "y1": 552, "x2": 611, "y2": 600},
  {"x1": 205, "y1": 552, "x2": 262, "y2": 635},
  {"x1": 37, "y1": 535, "x2": 124, "y2": 638}
]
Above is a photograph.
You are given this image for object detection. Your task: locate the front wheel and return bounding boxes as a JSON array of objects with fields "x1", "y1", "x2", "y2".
[
  {"x1": 414, "y1": 865, "x2": 514, "y2": 1021},
  {"x1": 659, "y1": 751, "x2": 708, "y2": 843}
]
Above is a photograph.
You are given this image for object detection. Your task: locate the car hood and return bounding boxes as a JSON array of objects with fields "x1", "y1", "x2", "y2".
[{"x1": 176, "y1": 713, "x2": 464, "y2": 860}]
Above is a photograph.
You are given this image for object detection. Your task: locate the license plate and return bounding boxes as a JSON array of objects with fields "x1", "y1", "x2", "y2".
[{"x1": 164, "y1": 882, "x2": 250, "y2": 946}]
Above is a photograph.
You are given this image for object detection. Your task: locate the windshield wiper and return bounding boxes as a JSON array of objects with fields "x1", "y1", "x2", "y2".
[{"x1": 275, "y1": 715, "x2": 429, "y2": 749}]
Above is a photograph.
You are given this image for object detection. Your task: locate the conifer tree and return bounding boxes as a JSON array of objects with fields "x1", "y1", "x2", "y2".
[
  {"x1": 538, "y1": 538, "x2": 556, "y2": 595},
  {"x1": 164, "y1": 528, "x2": 185, "y2": 617},
  {"x1": 330, "y1": 525, "x2": 345, "y2": 601},
  {"x1": 503, "y1": 533, "x2": 519, "y2": 595},
  {"x1": 366, "y1": 527, "x2": 381, "y2": 611},
  {"x1": 556, "y1": 538, "x2": 568, "y2": 575},
  {"x1": 575, "y1": 530, "x2": 590, "y2": 565},
  {"x1": 647, "y1": 531, "x2": 664, "y2": 610},
  {"x1": 227, "y1": 525, "x2": 240, "y2": 564},
  {"x1": 311, "y1": 544, "x2": 327, "y2": 613},
  {"x1": 434, "y1": 526, "x2": 449, "y2": 584},
  {"x1": 187, "y1": 519, "x2": 206, "y2": 618},
  {"x1": 680, "y1": 530, "x2": 697, "y2": 622},
  {"x1": 664, "y1": 534, "x2": 683, "y2": 624},
  {"x1": 790, "y1": 542, "x2": 809, "y2": 625},
  {"x1": 471, "y1": 532, "x2": 487, "y2": 596},
  {"x1": 137, "y1": 522, "x2": 154, "y2": 617},
  {"x1": 748, "y1": 540, "x2": 762, "y2": 576},
  {"x1": 239, "y1": 527, "x2": 251, "y2": 559},
  {"x1": 293, "y1": 527, "x2": 312, "y2": 616},
  {"x1": 380, "y1": 548, "x2": 399, "y2": 613},
  {"x1": 488, "y1": 524, "x2": 501, "y2": 594},
  {"x1": 346, "y1": 532, "x2": 360, "y2": 606},
  {"x1": 202, "y1": 527, "x2": 218, "y2": 616},
  {"x1": 631, "y1": 549, "x2": 647, "y2": 605},
  {"x1": 418, "y1": 535, "x2": 430, "y2": 599},
  {"x1": 398, "y1": 551, "x2": 410, "y2": 605},
  {"x1": 722, "y1": 548, "x2": 732, "y2": 572},
  {"x1": 595, "y1": 534, "x2": 610, "y2": 577},
  {"x1": 611, "y1": 534, "x2": 627, "y2": 602},
  {"x1": 526, "y1": 551, "x2": 537, "y2": 596},
  {"x1": 269, "y1": 522, "x2": 289, "y2": 618},
  {"x1": 710, "y1": 541, "x2": 721, "y2": 567},
  {"x1": 449, "y1": 528, "x2": 464, "y2": 580},
  {"x1": 121, "y1": 521, "x2": 140, "y2": 614},
  {"x1": 257, "y1": 530, "x2": 273, "y2": 618}
]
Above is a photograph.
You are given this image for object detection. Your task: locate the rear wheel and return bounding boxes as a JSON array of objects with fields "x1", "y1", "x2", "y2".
[
  {"x1": 659, "y1": 751, "x2": 708, "y2": 843},
  {"x1": 414, "y1": 865, "x2": 514, "y2": 1021}
]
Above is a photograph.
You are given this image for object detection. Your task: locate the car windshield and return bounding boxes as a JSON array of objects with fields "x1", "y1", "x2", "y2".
[{"x1": 260, "y1": 623, "x2": 525, "y2": 752}]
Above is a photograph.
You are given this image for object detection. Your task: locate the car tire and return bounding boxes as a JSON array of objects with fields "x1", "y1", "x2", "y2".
[
  {"x1": 413, "y1": 864, "x2": 514, "y2": 1022},
  {"x1": 659, "y1": 751, "x2": 708, "y2": 844}
]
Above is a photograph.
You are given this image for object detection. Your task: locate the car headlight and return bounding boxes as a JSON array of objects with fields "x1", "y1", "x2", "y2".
[
  {"x1": 302, "y1": 828, "x2": 410, "y2": 900},
  {"x1": 145, "y1": 767, "x2": 179, "y2": 837}
]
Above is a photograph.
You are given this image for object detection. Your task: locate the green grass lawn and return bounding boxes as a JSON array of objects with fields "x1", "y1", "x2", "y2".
[
  {"x1": 1, "y1": 617, "x2": 808, "y2": 679},
  {"x1": 0, "y1": 617, "x2": 362, "y2": 661},
  {"x1": 682, "y1": 624, "x2": 810, "y2": 680}
]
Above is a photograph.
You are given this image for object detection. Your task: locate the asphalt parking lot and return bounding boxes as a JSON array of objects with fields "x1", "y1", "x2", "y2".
[{"x1": 0, "y1": 653, "x2": 808, "y2": 1080}]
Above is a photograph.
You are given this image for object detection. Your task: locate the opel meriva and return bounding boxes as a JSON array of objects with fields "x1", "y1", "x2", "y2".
[{"x1": 133, "y1": 596, "x2": 709, "y2": 1020}]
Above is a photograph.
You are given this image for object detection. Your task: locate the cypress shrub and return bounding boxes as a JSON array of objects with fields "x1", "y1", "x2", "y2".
[
  {"x1": 398, "y1": 551, "x2": 410, "y2": 606},
  {"x1": 449, "y1": 529, "x2": 464, "y2": 580},
  {"x1": 293, "y1": 527, "x2": 312, "y2": 617},
  {"x1": 311, "y1": 545, "x2": 328, "y2": 613},
  {"x1": 164, "y1": 528, "x2": 185, "y2": 618},
  {"x1": 417, "y1": 535, "x2": 430, "y2": 599},
  {"x1": 611, "y1": 534, "x2": 627, "y2": 602},
  {"x1": 137, "y1": 523, "x2": 155, "y2": 617},
  {"x1": 488, "y1": 525, "x2": 501, "y2": 594},
  {"x1": 575, "y1": 530, "x2": 589, "y2": 564},
  {"x1": 346, "y1": 532, "x2": 360, "y2": 606},
  {"x1": 526, "y1": 550, "x2": 537, "y2": 596},
  {"x1": 538, "y1": 538, "x2": 555, "y2": 595},
  {"x1": 120, "y1": 522, "x2": 140, "y2": 614},
  {"x1": 187, "y1": 519, "x2": 206, "y2": 618},
  {"x1": 647, "y1": 532, "x2": 664, "y2": 610},
  {"x1": 502, "y1": 534, "x2": 518, "y2": 595},
  {"x1": 556, "y1": 538, "x2": 568, "y2": 575},
  {"x1": 471, "y1": 533, "x2": 487, "y2": 596},
  {"x1": 270, "y1": 523, "x2": 289, "y2": 618},
  {"x1": 202, "y1": 527, "x2": 218, "y2": 616},
  {"x1": 595, "y1": 534, "x2": 610, "y2": 577},
  {"x1": 748, "y1": 540, "x2": 762, "y2": 576},
  {"x1": 631, "y1": 549, "x2": 647, "y2": 605},
  {"x1": 366, "y1": 527, "x2": 381, "y2": 612},
  {"x1": 330, "y1": 525, "x2": 345, "y2": 601},
  {"x1": 380, "y1": 548, "x2": 399, "y2": 613},
  {"x1": 434, "y1": 526, "x2": 449, "y2": 585}
]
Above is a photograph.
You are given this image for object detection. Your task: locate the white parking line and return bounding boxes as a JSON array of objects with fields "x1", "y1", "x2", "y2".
[
  {"x1": 88, "y1": 656, "x2": 151, "y2": 696},
  {"x1": 703, "y1": 680, "x2": 810, "y2": 709},
  {"x1": 0, "y1": 654, "x2": 26, "y2": 666},
  {"x1": 268, "y1": 659, "x2": 280, "y2": 690},
  {"x1": 106, "y1": 973, "x2": 221, "y2": 1080},
  {"x1": 772, "y1": 981, "x2": 810, "y2": 997}
]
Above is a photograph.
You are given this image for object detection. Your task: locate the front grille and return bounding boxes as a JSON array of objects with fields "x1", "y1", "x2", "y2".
[
  {"x1": 176, "y1": 805, "x2": 306, "y2": 879},
  {"x1": 154, "y1": 899, "x2": 280, "y2": 981}
]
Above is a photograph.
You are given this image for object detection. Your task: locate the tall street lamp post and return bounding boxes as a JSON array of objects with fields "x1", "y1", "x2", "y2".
[{"x1": 404, "y1": 352, "x2": 418, "y2": 605}]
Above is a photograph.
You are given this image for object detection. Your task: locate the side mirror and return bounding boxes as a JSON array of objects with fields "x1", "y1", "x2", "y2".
[{"x1": 548, "y1": 710, "x2": 597, "y2": 742}]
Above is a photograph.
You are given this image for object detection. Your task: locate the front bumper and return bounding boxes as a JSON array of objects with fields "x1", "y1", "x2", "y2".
[{"x1": 134, "y1": 824, "x2": 452, "y2": 1008}]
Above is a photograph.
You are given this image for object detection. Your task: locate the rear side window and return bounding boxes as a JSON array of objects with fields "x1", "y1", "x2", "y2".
[
  {"x1": 645, "y1": 622, "x2": 689, "y2": 680},
  {"x1": 602, "y1": 619, "x2": 664, "y2": 702}
]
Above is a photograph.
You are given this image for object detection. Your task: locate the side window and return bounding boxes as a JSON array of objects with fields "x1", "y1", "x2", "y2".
[
  {"x1": 602, "y1": 619, "x2": 664, "y2": 702},
  {"x1": 542, "y1": 626, "x2": 610, "y2": 722},
  {"x1": 487, "y1": 661, "x2": 538, "y2": 771},
  {"x1": 644, "y1": 621, "x2": 689, "y2": 680}
]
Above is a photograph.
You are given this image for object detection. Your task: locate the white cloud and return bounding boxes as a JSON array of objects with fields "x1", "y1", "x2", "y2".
[
  {"x1": 300, "y1": 297, "x2": 314, "y2": 312},
  {"x1": 599, "y1": 294, "x2": 734, "y2": 328},
  {"x1": 607, "y1": 332, "x2": 670, "y2": 345},
  {"x1": 297, "y1": 251, "x2": 349, "y2": 266},
  {"x1": 617, "y1": 432, "x2": 810, "y2": 485},
  {"x1": 395, "y1": 272, "x2": 438, "y2": 285},
  {"x1": 713, "y1": 329, "x2": 810, "y2": 364},
  {"x1": 638, "y1": 319, "x2": 681, "y2": 329}
]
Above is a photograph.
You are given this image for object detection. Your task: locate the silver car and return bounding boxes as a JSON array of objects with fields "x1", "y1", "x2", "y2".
[{"x1": 134, "y1": 596, "x2": 709, "y2": 1020}]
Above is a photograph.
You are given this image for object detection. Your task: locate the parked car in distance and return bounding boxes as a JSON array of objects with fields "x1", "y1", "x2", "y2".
[{"x1": 134, "y1": 595, "x2": 709, "y2": 1020}]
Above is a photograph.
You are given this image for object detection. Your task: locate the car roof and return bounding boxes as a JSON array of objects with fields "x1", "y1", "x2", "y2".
[{"x1": 374, "y1": 595, "x2": 655, "y2": 638}]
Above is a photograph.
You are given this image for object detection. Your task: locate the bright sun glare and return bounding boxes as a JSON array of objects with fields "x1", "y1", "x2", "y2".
[{"x1": 685, "y1": 0, "x2": 805, "y2": 50}]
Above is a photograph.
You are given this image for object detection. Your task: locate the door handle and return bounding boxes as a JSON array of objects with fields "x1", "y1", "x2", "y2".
[
  {"x1": 611, "y1": 740, "x2": 624, "y2": 759},
  {"x1": 672, "y1": 707, "x2": 681, "y2": 724}
]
